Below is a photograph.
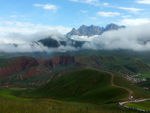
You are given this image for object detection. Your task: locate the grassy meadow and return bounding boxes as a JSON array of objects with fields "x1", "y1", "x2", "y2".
[
  {"x1": 125, "y1": 100, "x2": 150, "y2": 111},
  {"x1": 0, "y1": 88, "x2": 141, "y2": 113}
]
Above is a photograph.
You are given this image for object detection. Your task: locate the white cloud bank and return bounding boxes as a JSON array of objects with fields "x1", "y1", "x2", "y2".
[
  {"x1": 0, "y1": 21, "x2": 71, "y2": 52},
  {"x1": 117, "y1": 18, "x2": 150, "y2": 26},
  {"x1": 82, "y1": 23, "x2": 150, "y2": 51},
  {"x1": 136, "y1": 0, "x2": 150, "y2": 4},
  {"x1": 0, "y1": 21, "x2": 71, "y2": 35}
]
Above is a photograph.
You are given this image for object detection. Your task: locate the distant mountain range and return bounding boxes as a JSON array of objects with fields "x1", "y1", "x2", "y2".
[
  {"x1": 66, "y1": 23, "x2": 125, "y2": 37},
  {"x1": 9, "y1": 23, "x2": 126, "y2": 51},
  {"x1": 38, "y1": 23, "x2": 125, "y2": 48}
]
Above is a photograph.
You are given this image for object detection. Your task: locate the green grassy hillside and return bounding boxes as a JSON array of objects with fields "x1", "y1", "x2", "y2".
[
  {"x1": 24, "y1": 69, "x2": 130, "y2": 104},
  {"x1": 0, "y1": 69, "x2": 148, "y2": 113},
  {"x1": 0, "y1": 94, "x2": 141, "y2": 113},
  {"x1": 75, "y1": 55, "x2": 150, "y2": 74},
  {"x1": 22, "y1": 69, "x2": 150, "y2": 105},
  {"x1": 137, "y1": 78, "x2": 150, "y2": 88},
  {"x1": 125, "y1": 100, "x2": 150, "y2": 111}
]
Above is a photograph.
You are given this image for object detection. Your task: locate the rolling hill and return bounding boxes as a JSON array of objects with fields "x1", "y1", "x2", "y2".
[{"x1": 24, "y1": 69, "x2": 150, "y2": 104}]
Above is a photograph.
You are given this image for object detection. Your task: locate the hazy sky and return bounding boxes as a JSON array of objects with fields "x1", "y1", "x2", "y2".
[{"x1": 0, "y1": 0, "x2": 150, "y2": 31}]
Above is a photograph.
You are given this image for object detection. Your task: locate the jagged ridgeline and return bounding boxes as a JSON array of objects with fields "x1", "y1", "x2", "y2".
[
  {"x1": 38, "y1": 23, "x2": 125, "y2": 48},
  {"x1": 66, "y1": 23, "x2": 125, "y2": 37}
]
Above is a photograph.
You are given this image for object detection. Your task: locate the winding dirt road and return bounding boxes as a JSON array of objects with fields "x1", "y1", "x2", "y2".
[
  {"x1": 110, "y1": 73, "x2": 133, "y2": 98},
  {"x1": 119, "y1": 98, "x2": 150, "y2": 112},
  {"x1": 110, "y1": 73, "x2": 150, "y2": 112}
]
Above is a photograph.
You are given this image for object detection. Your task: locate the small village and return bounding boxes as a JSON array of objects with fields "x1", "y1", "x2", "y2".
[{"x1": 125, "y1": 73, "x2": 147, "y2": 83}]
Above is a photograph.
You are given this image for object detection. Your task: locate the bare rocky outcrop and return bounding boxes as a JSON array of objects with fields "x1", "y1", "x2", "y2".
[
  {"x1": 0, "y1": 56, "x2": 76, "y2": 79},
  {"x1": 44, "y1": 56, "x2": 75, "y2": 68},
  {"x1": 0, "y1": 57, "x2": 38, "y2": 78}
]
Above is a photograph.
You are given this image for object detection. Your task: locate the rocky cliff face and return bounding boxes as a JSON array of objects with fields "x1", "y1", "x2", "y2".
[
  {"x1": 66, "y1": 25, "x2": 103, "y2": 37},
  {"x1": 44, "y1": 56, "x2": 75, "y2": 68},
  {"x1": 0, "y1": 56, "x2": 75, "y2": 79},
  {"x1": 104, "y1": 23, "x2": 125, "y2": 31},
  {"x1": 0, "y1": 57, "x2": 38, "y2": 78},
  {"x1": 14, "y1": 57, "x2": 39, "y2": 70},
  {"x1": 66, "y1": 25, "x2": 104, "y2": 37}
]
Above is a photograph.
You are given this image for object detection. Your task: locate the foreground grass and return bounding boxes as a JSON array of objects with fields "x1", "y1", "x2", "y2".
[
  {"x1": 0, "y1": 88, "x2": 32, "y2": 101},
  {"x1": 0, "y1": 96, "x2": 141, "y2": 113},
  {"x1": 125, "y1": 100, "x2": 150, "y2": 111},
  {"x1": 0, "y1": 88, "x2": 141, "y2": 113}
]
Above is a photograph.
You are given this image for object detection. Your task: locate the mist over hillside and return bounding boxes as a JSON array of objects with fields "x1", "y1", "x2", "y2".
[{"x1": 0, "y1": 23, "x2": 150, "y2": 52}]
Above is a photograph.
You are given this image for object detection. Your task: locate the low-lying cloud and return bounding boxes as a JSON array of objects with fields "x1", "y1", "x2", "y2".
[
  {"x1": 82, "y1": 23, "x2": 150, "y2": 51},
  {"x1": 1, "y1": 21, "x2": 150, "y2": 52},
  {"x1": 0, "y1": 21, "x2": 72, "y2": 53}
]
